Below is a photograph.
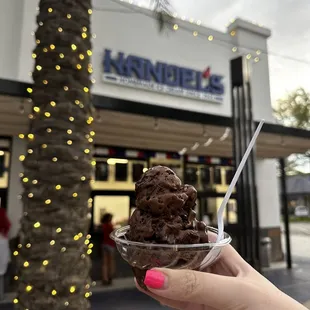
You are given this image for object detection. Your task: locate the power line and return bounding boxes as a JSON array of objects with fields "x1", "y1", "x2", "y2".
[{"x1": 95, "y1": 0, "x2": 310, "y2": 67}]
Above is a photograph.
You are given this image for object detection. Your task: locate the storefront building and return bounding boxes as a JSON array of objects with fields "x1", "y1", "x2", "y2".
[{"x1": 0, "y1": 0, "x2": 309, "y2": 283}]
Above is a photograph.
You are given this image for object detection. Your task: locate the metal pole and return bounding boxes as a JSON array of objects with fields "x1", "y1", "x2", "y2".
[{"x1": 279, "y1": 158, "x2": 292, "y2": 269}]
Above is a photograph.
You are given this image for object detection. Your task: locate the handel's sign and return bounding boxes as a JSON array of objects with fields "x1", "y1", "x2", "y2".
[{"x1": 102, "y1": 49, "x2": 224, "y2": 103}]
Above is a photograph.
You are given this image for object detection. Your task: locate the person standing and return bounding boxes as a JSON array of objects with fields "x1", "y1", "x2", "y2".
[
  {"x1": 0, "y1": 207, "x2": 11, "y2": 300},
  {"x1": 101, "y1": 213, "x2": 116, "y2": 285}
]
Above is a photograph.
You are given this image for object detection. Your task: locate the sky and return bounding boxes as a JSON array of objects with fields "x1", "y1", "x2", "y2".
[{"x1": 139, "y1": 0, "x2": 310, "y2": 106}]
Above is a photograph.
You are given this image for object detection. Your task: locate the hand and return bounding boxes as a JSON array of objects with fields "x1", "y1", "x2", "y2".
[{"x1": 136, "y1": 243, "x2": 307, "y2": 310}]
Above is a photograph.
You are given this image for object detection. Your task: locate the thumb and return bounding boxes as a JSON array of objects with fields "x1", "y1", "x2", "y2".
[{"x1": 144, "y1": 268, "x2": 250, "y2": 308}]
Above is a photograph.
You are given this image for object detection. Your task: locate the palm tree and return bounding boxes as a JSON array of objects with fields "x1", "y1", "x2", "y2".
[{"x1": 14, "y1": 1, "x2": 94, "y2": 309}]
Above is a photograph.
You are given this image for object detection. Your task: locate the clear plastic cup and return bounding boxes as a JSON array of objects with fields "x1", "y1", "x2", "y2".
[{"x1": 110, "y1": 225, "x2": 232, "y2": 289}]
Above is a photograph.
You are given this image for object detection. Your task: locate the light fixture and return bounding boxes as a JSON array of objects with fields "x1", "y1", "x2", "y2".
[
  {"x1": 178, "y1": 148, "x2": 187, "y2": 156},
  {"x1": 204, "y1": 138, "x2": 213, "y2": 147},
  {"x1": 191, "y1": 142, "x2": 199, "y2": 151},
  {"x1": 107, "y1": 158, "x2": 128, "y2": 165},
  {"x1": 143, "y1": 168, "x2": 148, "y2": 173},
  {"x1": 219, "y1": 128, "x2": 231, "y2": 141}
]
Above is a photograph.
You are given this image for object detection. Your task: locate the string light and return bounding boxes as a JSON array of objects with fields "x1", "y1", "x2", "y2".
[
  {"x1": 23, "y1": 261, "x2": 30, "y2": 268},
  {"x1": 208, "y1": 35, "x2": 214, "y2": 41},
  {"x1": 42, "y1": 260, "x2": 49, "y2": 266},
  {"x1": 193, "y1": 31, "x2": 198, "y2": 37},
  {"x1": 67, "y1": 14, "x2": 71, "y2": 19},
  {"x1": 50, "y1": 240, "x2": 55, "y2": 246},
  {"x1": 71, "y1": 44, "x2": 77, "y2": 51},
  {"x1": 173, "y1": 24, "x2": 178, "y2": 30},
  {"x1": 19, "y1": 134, "x2": 25, "y2": 139},
  {"x1": 254, "y1": 57, "x2": 260, "y2": 62},
  {"x1": 32, "y1": 180, "x2": 38, "y2": 184},
  {"x1": 232, "y1": 46, "x2": 238, "y2": 52},
  {"x1": 45, "y1": 199, "x2": 51, "y2": 205},
  {"x1": 246, "y1": 54, "x2": 252, "y2": 59},
  {"x1": 70, "y1": 286, "x2": 76, "y2": 293},
  {"x1": 42, "y1": 144, "x2": 47, "y2": 148},
  {"x1": 13, "y1": 251, "x2": 19, "y2": 256},
  {"x1": 59, "y1": 53, "x2": 64, "y2": 58},
  {"x1": 34, "y1": 222, "x2": 41, "y2": 228},
  {"x1": 56, "y1": 228, "x2": 62, "y2": 233},
  {"x1": 50, "y1": 101, "x2": 56, "y2": 107},
  {"x1": 50, "y1": 44, "x2": 55, "y2": 50},
  {"x1": 51, "y1": 290, "x2": 57, "y2": 296}
]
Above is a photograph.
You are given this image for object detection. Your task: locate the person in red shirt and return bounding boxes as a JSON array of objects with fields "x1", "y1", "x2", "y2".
[{"x1": 101, "y1": 213, "x2": 116, "y2": 285}]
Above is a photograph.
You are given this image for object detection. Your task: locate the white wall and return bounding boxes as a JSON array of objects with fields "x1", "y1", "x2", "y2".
[
  {"x1": 7, "y1": 138, "x2": 26, "y2": 238},
  {"x1": 256, "y1": 159, "x2": 281, "y2": 228},
  {"x1": 0, "y1": 0, "x2": 24, "y2": 80}
]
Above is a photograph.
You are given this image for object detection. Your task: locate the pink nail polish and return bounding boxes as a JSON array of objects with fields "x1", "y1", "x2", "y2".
[{"x1": 144, "y1": 270, "x2": 166, "y2": 289}]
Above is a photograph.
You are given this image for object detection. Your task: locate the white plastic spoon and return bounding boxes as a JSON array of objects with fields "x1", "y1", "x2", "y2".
[{"x1": 216, "y1": 119, "x2": 265, "y2": 243}]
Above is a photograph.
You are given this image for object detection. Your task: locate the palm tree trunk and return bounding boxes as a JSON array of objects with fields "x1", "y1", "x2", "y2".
[{"x1": 15, "y1": 1, "x2": 94, "y2": 309}]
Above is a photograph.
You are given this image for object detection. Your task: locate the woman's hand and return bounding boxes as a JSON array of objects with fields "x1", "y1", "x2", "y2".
[{"x1": 136, "y1": 244, "x2": 307, "y2": 310}]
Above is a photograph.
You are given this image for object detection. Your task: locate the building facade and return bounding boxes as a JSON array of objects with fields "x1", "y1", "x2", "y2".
[{"x1": 0, "y1": 0, "x2": 309, "y2": 283}]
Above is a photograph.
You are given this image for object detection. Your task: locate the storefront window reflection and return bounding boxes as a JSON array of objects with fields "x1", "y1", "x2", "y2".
[
  {"x1": 213, "y1": 167, "x2": 222, "y2": 185},
  {"x1": 95, "y1": 162, "x2": 109, "y2": 181},
  {"x1": 132, "y1": 163, "x2": 144, "y2": 182},
  {"x1": 115, "y1": 163, "x2": 128, "y2": 181}
]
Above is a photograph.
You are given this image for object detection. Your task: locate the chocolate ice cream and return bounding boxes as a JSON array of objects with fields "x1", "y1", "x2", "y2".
[{"x1": 128, "y1": 166, "x2": 209, "y2": 289}]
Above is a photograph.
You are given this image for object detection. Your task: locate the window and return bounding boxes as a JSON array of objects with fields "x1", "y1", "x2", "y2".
[
  {"x1": 213, "y1": 167, "x2": 222, "y2": 184},
  {"x1": 132, "y1": 163, "x2": 144, "y2": 182},
  {"x1": 0, "y1": 154, "x2": 4, "y2": 178},
  {"x1": 95, "y1": 161, "x2": 108, "y2": 181},
  {"x1": 185, "y1": 167, "x2": 198, "y2": 185},
  {"x1": 115, "y1": 163, "x2": 128, "y2": 181},
  {"x1": 225, "y1": 168, "x2": 234, "y2": 185},
  {"x1": 201, "y1": 167, "x2": 211, "y2": 188}
]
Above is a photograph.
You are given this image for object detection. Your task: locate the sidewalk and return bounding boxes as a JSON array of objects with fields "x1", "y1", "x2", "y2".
[{"x1": 1, "y1": 258, "x2": 310, "y2": 309}]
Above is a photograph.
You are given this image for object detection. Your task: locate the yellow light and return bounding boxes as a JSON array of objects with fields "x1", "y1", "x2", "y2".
[
  {"x1": 71, "y1": 44, "x2": 77, "y2": 51},
  {"x1": 28, "y1": 193, "x2": 34, "y2": 198},
  {"x1": 50, "y1": 240, "x2": 55, "y2": 246},
  {"x1": 59, "y1": 53, "x2": 64, "y2": 58},
  {"x1": 58, "y1": 27, "x2": 63, "y2": 32},
  {"x1": 34, "y1": 222, "x2": 41, "y2": 228},
  {"x1": 51, "y1": 290, "x2": 57, "y2": 296},
  {"x1": 50, "y1": 44, "x2": 55, "y2": 50},
  {"x1": 52, "y1": 157, "x2": 57, "y2": 162},
  {"x1": 79, "y1": 54, "x2": 84, "y2": 60},
  {"x1": 85, "y1": 284, "x2": 90, "y2": 289},
  {"x1": 45, "y1": 112, "x2": 51, "y2": 117},
  {"x1": 55, "y1": 65, "x2": 61, "y2": 70},
  {"x1": 86, "y1": 233, "x2": 91, "y2": 239},
  {"x1": 88, "y1": 67, "x2": 93, "y2": 73},
  {"x1": 32, "y1": 53, "x2": 37, "y2": 59},
  {"x1": 91, "y1": 160, "x2": 96, "y2": 166},
  {"x1": 208, "y1": 35, "x2": 214, "y2": 41},
  {"x1": 13, "y1": 251, "x2": 19, "y2": 256},
  {"x1": 70, "y1": 286, "x2": 76, "y2": 293},
  {"x1": 19, "y1": 134, "x2": 25, "y2": 139},
  {"x1": 43, "y1": 48, "x2": 48, "y2": 52},
  {"x1": 49, "y1": 101, "x2": 56, "y2": 107},
  {"x1": 45, "y1": 199, "x2": 51, "y2": 205},
  {"x1": 81, "y1": 176, "x2": 86, "y2": 181},
  {"x1": 27, "y1": 88, "x2": 33, "y2": 93},
  {"x1": 42, "y1": 260, "x2": 49, "y2": 266},
  {"x1": 76, "y1": 64, "x2": 82, "y2": 69},
  {"x1": 193, "y1": 31, "x2": 198, "y2": 36},
  {"x1": 81, "y1": 32, "x2": 87, "y2": 39},
  {"x1": 13, "y1": 298, "x2": 19, "y2": 304},
  {"x1": 61, "y1": 247, "x2": 66, "y2": 252},
  {"x1": 64, "y1": 86, "x2": 69, "y2": 91},
  {"x1": 230, "y1": 30, "x2": 236, "y2": 36},
  {"x1": 14, "y1": 276, "x2": 18, "y2": 281},
  {"x1": 232, "y1": 46, "x2": 238, "y2": 52},
  {"x1": 73, "y1": 235, "x2": 79, "y2": 241},
  {"x1": 43, "y1": 80, "x2": 48, "y2": 85},
  {"x1": 55, "y1": 184, "x2": 61, "y2": 190},
  {"x1": 33, "y1": 106, "x2": 40, "y2": 113},
  {"x1": 88, "y1": 138, "x2": 93, "y2": 143},
  {"x1": 87, "y1": 249, "x2": 92, "y2": 255},
  {"x1": 88, "y1": 9, "x2": 92, "y2": 14},
  {"x1": 246, "y1": 54, "x2": 252, "y2": 59},
  {"x1": 87, "y1": 50, "x2": 92, "y2": 56},
  {"x1": 48, "y1": 8, "x2": 53, "y2": 12},
  {"x1": 143, "y1": 168, "x2": 148, "y2": 173},
  {"x1": 75, "y1": 100, "x2": 80, "y2": 104},
  {"x1": 23, "y1": 177, "x2": 29, "y2": 183},
  {"x1": 25, "y1": 285, "x2": 33, "y2": 292},
  {"x1": 78, "y1": 232, "x2": 83, "y2": 238},
  {"x1": 88, "y1": 243, "x2": 94, "y2": 249},
  {"x1": 18, "y1": 244, "x2": 22, "y2": 248},
  {"x1": 32, "y1": 179, "x2": 38, "y2": 184},
  {"x1": 90, "y1": 131, "x2": 95, "y2": 136},
  {"x1": 56, "y1": 228, "x2": 62, "y2": 233},
  {"x1": 254, "y1": 57, "x2": 260, "y2": 63},
  {"x1": 67, "y1": 140, "x2": 72, "y2": 145},
  {"x1": 23, "y1": 261, "x2": 29, "y2": 267},
  {"x1": 69, "y1": 117, "x2": 74, "y2": 121},
  {"x1": 67, "y1": 14, "x2": 71, "y2": 19},
  {"x1": 19, "y1": 155, "x2": 25, "y2": 162},
  {"x1": 26, "y1": 243, "x2": 31, "y2": 248},
  {"x1": 92, "y1": 34, "x2": 96, "y2": 39},
  {"x1": 87, "y1": 116, "x2": 93, "y2": 124},
  {"x1": 82, "y1": 26, "x2": 88, "y2": 32},
  {"x1": 91, "y1": 78, "x2": 96, "y2": 84},
  {"x1": 72, "y1": 192, "x2": 78, "y2": 198},
  {"x1": 36, "y1": 65, "x2": 42, "y2": 71},
  {"x1": 42, "y1": 144, "x2": 47, "y2": 149},
  {"x1": 65, "y1": 301, "x2": 69, "y2": 306},
  {"x1": 47, "y1": 128, "x2": 52, "y2": 133},
  {"x1": 28, "y1": 133, "x2": 34, "y2": 140},
  {"x1": 256, "y1": 50, "x2": 261, "y2": 55},
  {"x1": 36, "y1": 39, "x2": 40, "y2": 44},
  {"x1": 19, "y1": 173, "x2": 24, "y2": 177},
  {"x1": 83, "y1": 87, "x2": 89, "y2": 92},
  {"x1": 28, "y1": 149, "x2": 33, "y2": 154},
  {"x1": 67, "y1": 129, "x2": 72, "y2": 134},
  {"x1": 84, "y1": 149, "x2": 90, "y2": 154},
  {"x1": 173, "y1": 24, "x2": 178, "y2": 30},
  {"x1": 85, "y1": 292, "x2": 90, "y2": 298},
  {"x1": 84, "y1": 239, "x2": 90, "y2": 245}
]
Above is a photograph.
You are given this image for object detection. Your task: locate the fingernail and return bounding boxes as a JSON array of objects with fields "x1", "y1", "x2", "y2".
[{"x1": 144, "y1": 270, "x2": 167, "y2": 289}]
